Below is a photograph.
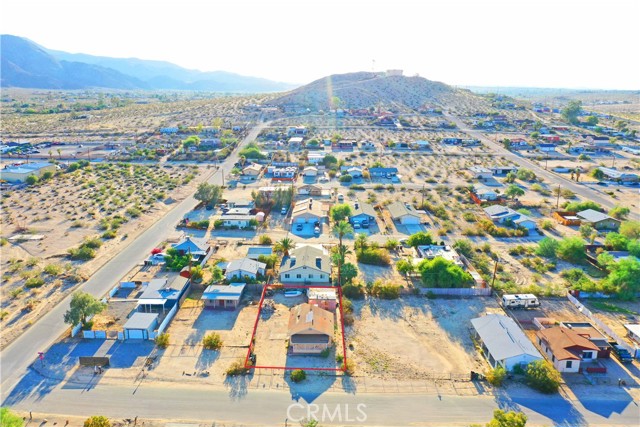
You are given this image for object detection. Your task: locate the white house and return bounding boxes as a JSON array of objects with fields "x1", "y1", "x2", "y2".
[
  {"x1": 536, "y1": 327, "x2": 600, "y2": 373},
  {"x1": 280, "y1": 245, "x2": 331, "y2": 284},
  {"x1": 474, "y1": 184, "x2": 498, "y2": 201},
  {"x1": 387, "y1": 202, "x2": 421, "y2": 225},
  {"x1": 469, "y1": 166, "x2": 493, "y2": 180},
  {"x1": 225, "y1": 258, "x2": 266, "y2": 281},
  {"x1": 0, "y1": 162, "x2": 57, "y2": 183},
  {"x1": 471, "y1": 314, "x2": 543, "y2": 371},
  {"x1": 219, "y1": 215, "x2": 255, "y2": 228},
  {"x1": 484, "y1": 205, "x2": 536, "y2": 230},
  {"x1": 303, "y1": 166, "x2": 318, "y2": 177}
]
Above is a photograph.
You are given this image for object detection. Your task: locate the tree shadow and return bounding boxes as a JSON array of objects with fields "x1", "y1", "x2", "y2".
[
  {"x1": 223, "y1": 371, "x2": 254, "y2": 400},
  {"x1": 195, "y1": 348, "x2": 220, "y2": 371},
  {"x1": 494, "y1": 388, "x2": 588, "y2": 427}
]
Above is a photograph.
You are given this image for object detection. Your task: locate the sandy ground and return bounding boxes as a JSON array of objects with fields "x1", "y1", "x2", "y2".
[
  {"x1": 0, "y1": 163, "x2": 212, "y2": 349},
  {"x1": 347, "y1": 296, "x2": 502, "y2": 379}
]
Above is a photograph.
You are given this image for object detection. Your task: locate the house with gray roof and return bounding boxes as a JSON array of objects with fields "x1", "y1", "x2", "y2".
[
  {"x1": 471, "y1": 314, "x2": 543, "y2": 371},
  {"x1": 225, "y1": 257, "x2": 266, "y2": 280},
  {"x1": 483, "y1": 205, "x2": 536, "y2": 230},
  {"x1": 349, "y1": 202, "x2": 377, "y2": 227},
  {"x1": 387, "y1": 201, "x2": 421, "y2": 225},
  {"x1": 201, "y1": 282, "x2": 246, "y2": 310},
  {"x1": 280, "y1": 245, "x2": 331, "y2": 284},
  {"x1": 576, "y1": 209, "x2": 620, "y2": 230}
]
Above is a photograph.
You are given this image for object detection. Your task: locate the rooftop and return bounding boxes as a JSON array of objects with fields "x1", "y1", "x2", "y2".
[
  {"x1": 576, "y1": 209, "x2": 618, "y2": 224},
  {"x1": 281, "y1": 245, "x2": 331, "y2": 274},
  {"x1": 202, "y1": 283, "x2": 246, "y2": 301},
  {"x1": 388, "y1": 201, "x2": 421, "y2": 219},
  {"x1": 537, "y1": 326, "x2": 600, "y2": 361},
  {"x1": 226, "y1": 257, "x2": 266, "y2": 274},
  {"x1": 288, "y1": 303, "x2": 334, "y2": 337},
  {"x1": 471, "y1": 314, "x2": 542, "y2": 361},
  {"x1": 123, "y1": 312, "x2": 159, "y2": 330}
]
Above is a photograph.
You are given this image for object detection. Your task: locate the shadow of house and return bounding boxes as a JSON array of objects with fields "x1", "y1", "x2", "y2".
[
  {"x1": 195, "y1": 348, "x2": 221, "y2": 371},
  {"x1": 495, "y1": 388, "x2": 588, "y2": 427},
  {"x1": 285, "y1": 372, "x2": 337, "y2": 403}
]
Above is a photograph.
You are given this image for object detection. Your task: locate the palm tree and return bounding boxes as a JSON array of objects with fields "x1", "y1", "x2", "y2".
[
  {"x1": 274, "y1": 237, "x2": 296, "y2": 257},
  {"x1": 332, "y1": 220, "x2": 354, "y2": 248},
  {"x1": 48, "y1": 149, "x2": 53, "y2": 160},
  {"x1": 354, "y1": 232, "x2": 368, "y2": 252},
  {"x1": 332, "y1": 220, "x2": 354, "y2": 286},
  {"x1": 57, "y1": 148, "x2": 62, "y2": 160}
]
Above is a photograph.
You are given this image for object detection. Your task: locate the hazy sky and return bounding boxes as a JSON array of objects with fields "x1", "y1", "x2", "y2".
[{"x1": 2, "y1": 0, "x2": 639, "y2": 89}]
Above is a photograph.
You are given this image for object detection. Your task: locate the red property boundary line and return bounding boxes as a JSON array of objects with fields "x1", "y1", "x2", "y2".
[{"x1": 244, "y1": 284, "x2": 347, "y2": 372}]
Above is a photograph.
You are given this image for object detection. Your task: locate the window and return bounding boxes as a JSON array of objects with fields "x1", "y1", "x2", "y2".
[
  {"x1": 309, "y1": 274, "x2": 313, "y2": 279},
  {"x1": 296, "y1": 274, "x2": 302, "y2": 279},
  {"x1": 320, "y1": 275, "x2": 324, "y2": 279},
  {"x1": 566, "y1": 360, "x2": 573, "y2": 369},
  {"x1": 284, "y1": 274, "x2": 290, "y2": 279},
  {"x1": 552, "y1": 355, "x2": 555, "y2": 362},
  {"x1": 582, "y1": 352, "x2": 593, "y2": 359}
]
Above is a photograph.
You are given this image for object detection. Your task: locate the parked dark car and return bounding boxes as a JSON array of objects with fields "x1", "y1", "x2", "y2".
[{"x1": 610, "y1": 342, "x2": 633, "y2": 364}]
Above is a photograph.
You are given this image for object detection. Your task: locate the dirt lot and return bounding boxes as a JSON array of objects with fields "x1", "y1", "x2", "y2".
[
  {"x1": 156, "y1": 300, "x2": 258, "y2": 378},
  {"x1": 584, "y1": 300, "x2": 640, "y2": 345},
  {"x1": 346, "y1": 296, "x2": 502, "y2": 379},
  {"x1": 252, "y1": 293, "x2": 344, "y2": 370},
  {"x1": 0, "y1": 162, "x2": 210, "y2": 349}
]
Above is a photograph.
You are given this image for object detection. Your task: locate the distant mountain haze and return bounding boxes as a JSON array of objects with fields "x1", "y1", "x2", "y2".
[{"x1": 0, "y1": 34, "x2": 296, "y2": 92}]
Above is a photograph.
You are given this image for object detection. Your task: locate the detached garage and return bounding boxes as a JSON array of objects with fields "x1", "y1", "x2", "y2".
[
  {"x1": 123, "y1": 312, "x2": 158, "y2": 340},
  {"x1": 387, "y1": 202, "x2": 421, "y2": 225}
]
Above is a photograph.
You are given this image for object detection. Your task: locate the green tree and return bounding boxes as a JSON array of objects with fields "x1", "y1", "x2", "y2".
[
  {"x1": 590, "y1": 168, "x2": 604, "y2": 180},
  {"x1": 210, "y1": 265, "x2": 224, "y2": 282},
  {"x1": 406, "y1": 231, "x2": 434, "y2": 248},
  {"x1": 340, "y1": 262, "x2": 358, "y2": 285},
  {"x1": 628, "y1": 239, "x2": 640, "y2": 258},
  {"x1": 84, "y1": 416, "x2": 111, "y2": 427},
  {"x1": 504, "y1": 184, "x2": 525, "y2": 200},
  {"x1": 182, "y1": 135, "x2": 201, "y2": 148},
  {"x1": 0, "y1": 407, "x2": 23, "y2": 427},
  {"x1": 556, "y1": 237, "x2": 586, "y2": 264},
  {"x1": 417, "y1": 257, "x2": 473, "y2": 288},
  {"x1": 322, "y1": 154, "x2": 338, "y2": 167},
  {"x1": 609, "y1": 206, "x2": 630, "y2": 220},
  {"x1": 330, "y1": 203, "x2": 352, "y2": 222},
  {"x1": 486, "y1": 409, "x2": 527, "y2": 427},
  {"x1": 536, "y1": 237, "x2": 559, "y2": 259},
  {"x1": 565, "y1": 200, "x2": 601, "y2": 212},
  {"x1": 525, "y1": 360, "x2": 561, "y2": 393},
  {"x1": 396, "y1": 258, "x2": 416, "y2": 276},
  {"x1": 504, "y1": 171, "x2": 516, "y2": 183},
  {"x1": 604, "y1": 257, "x2": 640, "y2": 300},
  {"x1": 274, "y1": 237, "x2": 296, "y2": 257},
  {"x1": 63, "y1": 291, "x2": 106, "y2": 328},
  {"x1": 585, "y1": 115, "x2": 599, "y2": 126},
  {"x1": 485, "y1": 365, "x2": 507, "y2": 387},
  {"x1": 453, "y1": 239, "x2": 474, "y2": 258},
  {"x1": 332, "y1": 221, "x2": 354, "y2": 286},
  {"x1": 619, "y1": 221, "x2": 640, "y2": 239},
  {"x1": 354, "y1": 233, "x2": 369, "y2": 252},
  {"x1": 605, "y1": 232, "x2": 629, "y2": 250},
  {"x1": 579, "y1": 223, "x2": 595, "y2": 239},
  {"x1": 194, "y1": 182, "x2": 222, "y2": 207},
  {"x1": 516, "y1": 168, "x2": 536, "y2": 181},
  {"x1": 561, "y1": 100, "x2": 582, "y2": 124}
]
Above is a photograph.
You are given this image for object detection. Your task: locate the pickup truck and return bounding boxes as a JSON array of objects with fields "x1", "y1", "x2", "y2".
[{"x1": 610, "y1": 342, "x2": 633, "y2": 364}]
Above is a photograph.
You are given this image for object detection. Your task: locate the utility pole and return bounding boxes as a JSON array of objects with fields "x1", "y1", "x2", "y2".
[
  {"x1": 556, "y1": 184, "x2": 561, "y2": 209},
  {"x1": 491, "y1": 259, "x2": 499, "y2": 288}
]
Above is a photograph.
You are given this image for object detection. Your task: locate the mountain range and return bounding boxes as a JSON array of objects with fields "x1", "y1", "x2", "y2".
[{"x1": 0, "y1": 35, "x2": 295, "y2": 92}]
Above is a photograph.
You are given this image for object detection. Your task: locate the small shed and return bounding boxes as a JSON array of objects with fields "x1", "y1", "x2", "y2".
[{"x1": 123, "y1": 313, "x2": 159, "y2": 340}]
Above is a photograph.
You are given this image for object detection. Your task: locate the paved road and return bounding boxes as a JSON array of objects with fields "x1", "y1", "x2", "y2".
[
  {"x1": 445, "y1": 114, "x2": 640, "y2": 220},
  {"x1": 5, "y1": 379, "x2": 639, "y2": 426},
  {"x1": 0, "y1": 122, "x2": 268, "y2": 399}
]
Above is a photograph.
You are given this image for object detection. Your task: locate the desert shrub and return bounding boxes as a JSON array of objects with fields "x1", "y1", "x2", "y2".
[
  {"x1": 0, "y1": 238, "x2": 7, "y2": 246},
  {"x1": 564, "y1": 200, "x2": 601, "y2": 212},
  {"x1": 369, "y1": 280, "x2": 400, "y2": 299},
  {"x1": 202, "y1": 332, "x2": 223, "y2": 350},
  {"x1": 319, "y1": 347, "x2": 331, "y2": 358},
  {"x1": 525, "y1": 360, "x2": 561, "y2": 393},
  {"x1": 336, "y1": 354, "x2": 344, "y2": 364},
  {"x1": 540, "y1": 219, "x2": 555, "y2": 230},
  {"x1": 557, "y1": 237, "x2": 586, "y2": 263},
  {"x1": 226, "y1": 360, "x2": 249, "y2": 376},
  {"x1": 44, "y1": 264, "x2": 62, "y2": 276},
  {"x1": 25, "y1": 277, "x2": 45, "y2": 288},
  {"x1": 339, "y1": 174, "x2": 353, "y2": 183},
  {"x1": 486, "y1": 365, "x2": 507, "y2": 387},
  {"x1": 102, "y1": 230, "x2": 117, "y2": 239},
  {"x1": 84, "y1": 416, "x2": 111, "y2": 427},
  {"x1": 341, "y1": 297, "x2": 353, "y2": 314},
  {"x1": 384, "y1": 239, "x2": 399, "y2": 250},
  {"x1": 356, "y1": 247, "x2": 391, "y2": 265},
  {"x1": 126, "y1": 207, "x2": 142, "y2": 218},
  {"x1": 259, "y1": 235, "x2": 272, "y2": 245},
  {"x1": 342, "y1": 284, "x2": 365, "y2": 300},
  {"x1": 342, "y1": 360, "x2": 355, "y2": 376},
  {"x1": 290, "y1": 369, "x2": 307, "y2": 382},
  {"x1": 82, "y1": 237, "x2": 103, "y2": 249},
  {"x1": 155, "y1": 333, "x2": 170, "y2": 349},
  {"x1": 462, "y1": 212, "x2": 476, "y2": 222},
  {"x1": 417, "y1": 257, "x2": 473, "y2": 288},
  {"x1": 536, "y1": 238, "x2": 559, "y2": 258},
  {"x1": 68, "y1": 246, "x2": 96, "y2": 260}
]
